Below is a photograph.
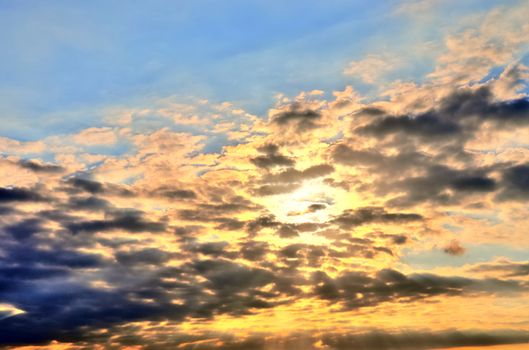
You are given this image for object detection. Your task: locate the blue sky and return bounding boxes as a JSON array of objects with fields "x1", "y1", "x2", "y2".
[{"x1": 0, "y1": 0, "x2": 518, "y2": 140}]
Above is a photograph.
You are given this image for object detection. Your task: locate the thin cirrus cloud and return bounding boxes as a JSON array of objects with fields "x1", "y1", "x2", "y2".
[{"x1": 1, "y1": 1, "x2": 529, "y2": 349}]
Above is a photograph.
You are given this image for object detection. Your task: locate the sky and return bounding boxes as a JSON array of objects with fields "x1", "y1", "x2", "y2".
[{"x1": 1, "y1": 1, "x2": 529, "y2": 349}]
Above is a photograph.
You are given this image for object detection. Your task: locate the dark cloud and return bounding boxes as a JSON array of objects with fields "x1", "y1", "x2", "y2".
[
  {"x1": 68, "y1": 178, "x2": 105, "y2": 194},
  {"x1": 392, "y1": 235, "x2": 408, "y2": 244},
  {"x1": 177, "y1": 196, "x2": 260, "y2": 226},
  {"x1": 65, "y1": 177, "x2": 134, "y2": 197},
  {"x1": 174, "y1": 225, "x2": 204, "y2": 237},
  {"x1": 251, "y1": 143, "x2": 295, "y2": 169},
  {"x1": 47, "y1": 328, "x2": 529, "y2": 350},
  {"x1": 240, "y1": 241, "x2": 269, "y2": 261},
  {"x1": 198, "y1": 198, "x2": 259, "y2": 213},
  {"x1": 0, "y1": 206, "x2": 16, "y2": 215},
  {"x1": 67, "y1": 210, "x2": 166, "y2": 234},
  {"x1": 17, "y1": 159, "x2": 64, "y2": 173},
  {"x1": 450, "y1": 176, "x2": 497, "y2": 192},
  {"x1": 116, "y1": 248, "x2": 172, "y2": 265},
  {"x1": 320, "y1": 329, "x2": 529, "y2": 350},
  {"x1": 469, "y1": 260, "x2": 529, "y2": 277},
  {"x1": 360, "y1": 112, "x2": 461, "y2": 138},
  {"x1": 66, "y1": 196, "x2": 112, "y2": 211},
  {"x1": 358, "y1": 87, "x2": 529, "y2": 142},
  {"x1": 246, "y1": 215, "x2": 281, "y2": 234},
  {"x1": 7, "y1": 246, "x2": 105, "y2": 269},
  {"x1": 312, "y1": 268, "x2": 527, "y2": 310},
  {"x1": 497, "y1": 163, "x2": 529, "y2": 200},
  {"x1": 271, "y1": 104, "x2": 322, "y2": 132},
  {"x1": 252, "y1": 156, "x2": 334, "y2": 196},
  {"x1": 252, "y1": 183, "x2": 301, "y2": 196},
  {"x1": 332, "y1": 207, "x2": 422, "y2": 229},
  {"x1": 275, "y1": 243, "x2": 327, "y2": 268},
  {"x1": 251, "y1": 153, "x2": 295, "y2": 169},
  {"x1": 356, "y1": 106, "x2": 387, "y2": 116},
  {"x1": 331, "y1": 143, "x2": 432, "y2": 177},
  {"x1": 0, "y1": 283, "x2": 180, "y2": 346},
  {"x1": 383, "y1": 165, "x2": 497, "y2": 207},
  {"x1": 188, "y1": 259, "x2": 296, "y2": 317},
  {"x1": 276, "y1": 222, "x2": 321, "y2": 238},
  {"x1": 367, "y1": 232, "x2": 409, "y2": 245},
  {"x1": 441, "y1": 86, "x2": 529, "y2": 124},
  {"x1": 0, "y1": 243, "x2": 297, "y2": 346},
  {"x1": 307, "y1": 203, "x2": 326, "y2": 212},
  {"x1": 0, "y1": 187, "x2": 44, "y2": 202},
  {"x1": 189, "y1": 241, "x2": 232, "y2": 257},
  {"x1": 443, "y1": 240, "x2": 466, "y2": 256},
  {"x1": 277, "y1": 224, "x2": 300, "y2": 238},
  {"x1": 4, "y1": 218, "x2": 43, "y2": 240},
  {"x1": 150, "y1": 186, "x2": 197, "y2": 199},
  {"x1": 177, "y1": 209, "x2": 245, "y2": 231},
  {"x1": 332, "y1": 144, "x2": 497, "y2": 208}
]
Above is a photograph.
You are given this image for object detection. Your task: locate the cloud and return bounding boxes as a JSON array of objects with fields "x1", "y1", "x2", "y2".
[
  {"x1": 312, "y1": 268, "x2": 527, "y2": 310},
  {"x1": 149, "y1": 186, "x2": 197, "y2": 200},
  {"x1": 358, "y1": 86, "x2": 529, "y2": 144},
  {"x1": 468, "y1": 259, "x2": 529, "y2": 277},
  {"x1": 344, "y1": 54, "x2": 400, "y2": 84},
  {"x1": 66, "y1": 210, "x2": 167, "y2": 234},
  {"x1": 250, "y1": 143, "x2": 295, "y2": 169},
  {"x1": 443, "y1": 240, "x2": 466, "y2": 256},
  {"x1": 0, "y1": 187, "x2": 45, "y2": 202},
  {"x1": 4, "y1": 218, "x2": 44, "y2": 240},
  {"x1": 72, "y1": 127, "x2": 118, "y2": 146},
  {"x1": 262, "y1": 164, "x2": 334, "y2": 184},
  {"x1": 116, "y1": 248, "x2": 172, "y2": 265},
  {"x1": 497, "y1": 163, "x2": 529, "y2": 200},
  {"x1": 331, "y1": 207, "x2": 422, "y2": 229},
  {"x1": 320, "y1": 329, "x2": 529, "y2": 350},
  {"x1": 2, "y1": 3, "x2": 529, "y2": 347},
  {"x1": 271, "y1": 103, "x2": 322, "y2": 132},
  {"x1": 16, "y1": 160, "x2": 64, "y2": 173},
  {"x1": 252, "y1": 183, "x2": 302, "y2": 196}
]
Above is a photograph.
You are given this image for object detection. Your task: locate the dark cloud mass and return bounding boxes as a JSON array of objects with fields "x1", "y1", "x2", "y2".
[
  {"x1": 66, "y1": 210, "x2": 167, "y2": 234},
  {"x1": 360, "y1": 112, "x2": 461, "y2": 138},
  {"x1": 312, "y1": 268, "x2": 526, "y2": 310},
  {"x1": 319, "y1": 330, "x2": 529, "y2": 350},
  {"x1": 359, "y1": 87, "x2": 529, "y2": 140},
  {"x1": 0, "y1": 187, "x2": 44, "y2": 202},
  {"x1": 498, "y1": 163, "x2": 529, "y2": 200},
  {"x1": 271, "y1": 104, "x2": 322, "y2": 131},
  {"x1": 4, "y1": 218, "x2": 43, "y2": 240},
  {"x1": 250, "y1": 143, "x2": 295, "y2": 169},
  {"x1": 17, "y1": 159, "x2": 64, "y2": 173},
  {"x1": 469, "y1": 260, "x2": 529, "y2": 277},
  {"x1": 332, "y1": 207, "x2": 422, "y2": 228},
  {"x1": 443, "y1": 240, "x2": 466, "y2": 256}
]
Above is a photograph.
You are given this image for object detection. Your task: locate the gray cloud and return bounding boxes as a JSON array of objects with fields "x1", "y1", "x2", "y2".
[{"x1": 271, "y1": 104, "x2": 322, "y2": 132}]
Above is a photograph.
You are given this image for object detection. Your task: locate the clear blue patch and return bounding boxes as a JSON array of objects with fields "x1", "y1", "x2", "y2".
[{"x1": 477, "y1": 65, "x2": 506, "y2": 84}]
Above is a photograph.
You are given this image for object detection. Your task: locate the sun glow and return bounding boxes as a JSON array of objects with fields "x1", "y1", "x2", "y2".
[{"x1": 260, "y1": 179, "x2": 336, "y2": 224}]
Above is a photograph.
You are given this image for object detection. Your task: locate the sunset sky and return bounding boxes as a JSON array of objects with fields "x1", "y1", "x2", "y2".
[{"x1": 1, "y1": 1, "x2": 529, "y2": 349}]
